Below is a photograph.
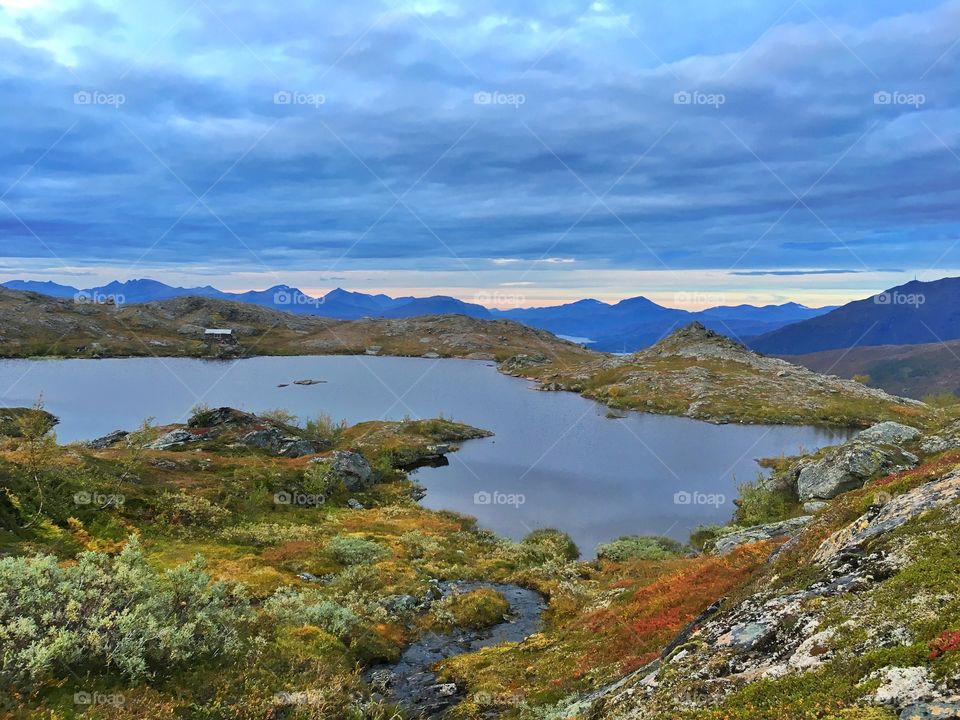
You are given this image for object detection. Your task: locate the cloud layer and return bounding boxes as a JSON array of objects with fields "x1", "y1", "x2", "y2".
[{"x1": 1, "y1": 0, "x2": 959, "y2": 302}]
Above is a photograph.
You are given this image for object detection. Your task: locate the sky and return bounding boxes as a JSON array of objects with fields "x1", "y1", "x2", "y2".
[{"x1": 1, "y1": 0, "x2": 959, "y2": 309}]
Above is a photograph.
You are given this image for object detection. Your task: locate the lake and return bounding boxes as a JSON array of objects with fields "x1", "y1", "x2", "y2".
[{"x1": 0, "y1": 356, "x2": 850, "y2": 555}]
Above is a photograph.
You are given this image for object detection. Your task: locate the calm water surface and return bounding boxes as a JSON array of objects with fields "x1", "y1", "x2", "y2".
[{"x1": 0, "y1": 356, "x2": 850, "y2": 555}]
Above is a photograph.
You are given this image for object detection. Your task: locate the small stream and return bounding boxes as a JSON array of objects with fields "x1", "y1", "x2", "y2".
[{"x1": 365, "y1": 581, "x2": 545, "y2": 718}]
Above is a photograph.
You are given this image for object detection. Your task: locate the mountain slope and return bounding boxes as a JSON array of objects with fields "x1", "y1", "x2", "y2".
[
  {"x1": 784, "y1": 339, "x2": 960, "y2": 400},
  {"x1": 751, "y1": 277, "x2": 960, "y2": 355}
]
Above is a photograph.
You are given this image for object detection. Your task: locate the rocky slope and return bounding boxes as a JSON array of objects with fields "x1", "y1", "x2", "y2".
[{"x1": 552, "y1": 417, "x2": 960, "y2": 720}]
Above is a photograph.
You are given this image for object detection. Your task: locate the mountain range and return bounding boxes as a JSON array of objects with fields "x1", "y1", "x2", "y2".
[{"x1": 0, "y1": 278, "x2": 834, "y2": 351}]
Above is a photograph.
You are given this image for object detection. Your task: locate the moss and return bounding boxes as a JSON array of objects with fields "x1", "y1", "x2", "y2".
[{"x1": 426, "y1": 588, "x2": 511, "y2": 633}]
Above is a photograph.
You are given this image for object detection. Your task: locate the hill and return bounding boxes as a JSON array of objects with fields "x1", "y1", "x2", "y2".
[
  {"x1": 784, "y1": 339, "x2": 960, "y2": 400},
  {"x1": 511, "y1": 322, "x2": 925, "y2": 427},
  {"x1": 751, "y1": 277, "x2": 960, "y2": 355}
]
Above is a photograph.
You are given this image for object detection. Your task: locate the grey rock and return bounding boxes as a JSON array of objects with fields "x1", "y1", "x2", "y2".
[
  {"x1": 384, "y1": 594, "x2": 418, "y2": 614},
  {"x1": 856, "y1": 421, "x2": 921, "y2": 446},
  {"x1": 84, "y1": 430, "x2": 128, "y2": 449},
  {"x1": 279, "y1": 439, "x2": 317, "y2": 458},
  {"x1": 147, "y1": 429, "x2": 195, "y2": 450},
  {"x1": 347, "y1": 498, "x2": 365, "y2": 510},
  {"x1": 149, "y1": 458, "x2": 178, "y2": 470},
  {"x1": 329, "y1": 450, "x2": 375, "y2": 491},
  {"x1": 713, "y1": 516, "x2": 813, "y2": 554},
  {"x1": 803, "y1": 501, "x2": 828, "y2": 513},
  {"x1": 797, "y1": 442, "x2": 903, "y2": 501},
  {"x1": 433, "y1": 683, "x2": 458, "y2": 698},
  {"x1": 866, "y1": 666, "x2": 935, "y2": 707},
  {"x1": 900, "y1": 701, "x2": 960, "y2": 719}
]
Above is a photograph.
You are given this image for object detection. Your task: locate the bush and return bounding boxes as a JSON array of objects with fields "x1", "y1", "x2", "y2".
[
  {"x1": 519, "y1": 528, "x2": 580, "y2": 564},
  {"x1": 326, "y1": 535, "x2": 388, "y2": 566},
  {"x1": 428, "y1": 588, "x2": 510, "y2": 632},
  {"x1": 923, "y1": 392, "x2": 960, "y2": 408},
  {"x1": 263, "y1": 588, "x2": 358, "y2": 638},
  {"x1": 260, "y1": 408, "x2": 299, "y2": 426},
  {"x1": 187, "y1": 403, "x2": 217, "y2": 427},
  {"x1": 155, "y1": 491, "x2": 231, "y2": 528},
  {"x1": 689, "y1": 524, "x2": 726, "y2": 552},
  {"x1": 303, "y1": 462, "x2": 343, "y2": 498},
  {"x1": 596, "y1": 535, "x2": 685, "y2": 562},
  {"x1": 304, "y1": 413, "x2": 347, "y2": 449},
  {"x1": 733, "y1": 477, "x2": 794, "y2": 526},
  {"x1": 0, "y1": 538, "x2": 250, "y2": 689}
]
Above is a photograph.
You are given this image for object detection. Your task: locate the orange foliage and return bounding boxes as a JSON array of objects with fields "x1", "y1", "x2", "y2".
[{"x1": 574, "y1": 544, "x2": 771, "y2": 675}]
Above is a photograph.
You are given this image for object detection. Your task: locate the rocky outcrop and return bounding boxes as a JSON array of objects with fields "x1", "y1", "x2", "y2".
[
  {"x1": 311, "y1": 450, "x2": 375, "y2": 491},
  {"x1": 712, "y1": 516, "x2": 813, "y2": 554},
  {"x1": 790, "y1": 422, "x2": 921, "y2": 501},
  {"x1": 84, "y1": 430, "x2": 129, "y2": 449},
  {"x1": 238, "y1": 427, "x2": 317, "y2": 457},
  {"x1": 814, "y1": 471, "x2": 960, "y2": 564}
]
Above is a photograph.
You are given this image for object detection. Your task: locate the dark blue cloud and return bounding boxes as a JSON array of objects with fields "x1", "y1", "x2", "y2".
[{"x1": 0, "y1": 0, "x2": 959, "y2": 286}]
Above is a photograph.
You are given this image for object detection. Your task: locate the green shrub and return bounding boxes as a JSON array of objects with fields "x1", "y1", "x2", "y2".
[
  {"x1": 260, "y1": 408, "x2": 299, "y2": 426},
  {"x1": 155, "y1": 491, "x2": 231, "y2": 528},
  {"x1": 519, "y1": 528, "x2": 580, "y2": 564},
  {"x1": 596, "y1": 535, "x2": 685, "y2": 562},
  {"x1": 304, "y1": 413, "x2": 347, "y2": 449},
  {"x1": 187, "y1": 403, "x2": 217, "y2": 427},
  {"x1": 689, "y1": 524, "x2": 726, "y2": 552},
  {"x1": 428, "y1": 587, "x2": 510, "y2": 632},
  {"x1": 303, "y1": 462, "x2": 343, "y2": 497},
  {"x1": 0, "y1": 538, "x2": 250, "y2": 689},
  {"x1": 263, "y1": 588, "x2": 358, "y2": 638},
  {"x1": 326, "y1": 535, "x2": 388, "y2": 566},
  {"x1": 400, "y1": 530, "x2": 441, "y2": 559},
  {"x1": 733, "y1": 477, "x2": 794, "y2": 526},
  {"x1": 923, "y1": 392, "x2": 960, "y2": 408}
]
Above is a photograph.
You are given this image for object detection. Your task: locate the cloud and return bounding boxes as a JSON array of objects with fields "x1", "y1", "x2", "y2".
[{"x1": 0, "y1": 0, "x2": 958, "y2": 292}]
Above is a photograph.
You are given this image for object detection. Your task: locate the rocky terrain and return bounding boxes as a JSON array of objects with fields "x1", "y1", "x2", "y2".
[
  {"x1": 1, "y1": 395, "x2": 960, "y2": 718},
  {"x1": 507, "y1": 323, "x2": 927, "y2": 427}
]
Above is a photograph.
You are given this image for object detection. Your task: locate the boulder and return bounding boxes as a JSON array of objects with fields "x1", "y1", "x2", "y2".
[
  {"x1": 84, "y1": 430, "x2": 129, "y2": 449},
  {"x1": 815, "y1": 471, "x2": 960, "y2": 564},
  {"x1": 240, "y1": 428, "x2": 316, "y2": 457},
  {"x1": 328, "y1": 450, "x2": 375, "y2": 491},
  {"x1": 712, "y1": 516, "x2": 813, "y2": 555},
  {"x1": 856, "y1": 422, "x2": 921, "y2": 446},
  {"x1": 865, "y1": 666, "x2": 936, "y2": 707},
  {"x1": 797, "y1": 443, "x2": 903, "y2": 501},
  {"x1": 147, "y1": 429, "x2": 196, "y2": 450},
  {"x1": 900, "y1": 701, "x2": 960, "y2": 719}
]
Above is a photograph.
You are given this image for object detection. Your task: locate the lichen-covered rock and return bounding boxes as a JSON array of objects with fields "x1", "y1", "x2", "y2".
[
  {"x1": 712, "y1": 516, "x2": 813, "y2": 554},
  {"x1": 856, "y1": 422, "x2": 921, "y2": 446},
  {"x1": 84, "y1": 430, "x2": 129, "y2": 449},
  {"x1": 327, "y1": 450, "x2": 375, "y2": 491},
  {"x1": 864, "y1": 666, "x2": 936, "y2": 707},
  {"x1": 797, "y1": 442, "x2": 904, "y2": 501},
  {"x1": 900, "y1": 701, "x2": 960, "y2": 719},
  {"x1": 815, "y1": 471, "x2": 960, "y2": 564},
  {"x1": 147, "y1": 429, "x2": 196, "y2": 450}
]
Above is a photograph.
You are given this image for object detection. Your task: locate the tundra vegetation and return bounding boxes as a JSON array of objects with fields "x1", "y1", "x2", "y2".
[{"x1": 1, "y1": 395, "x2": 960, "y2": 718}]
